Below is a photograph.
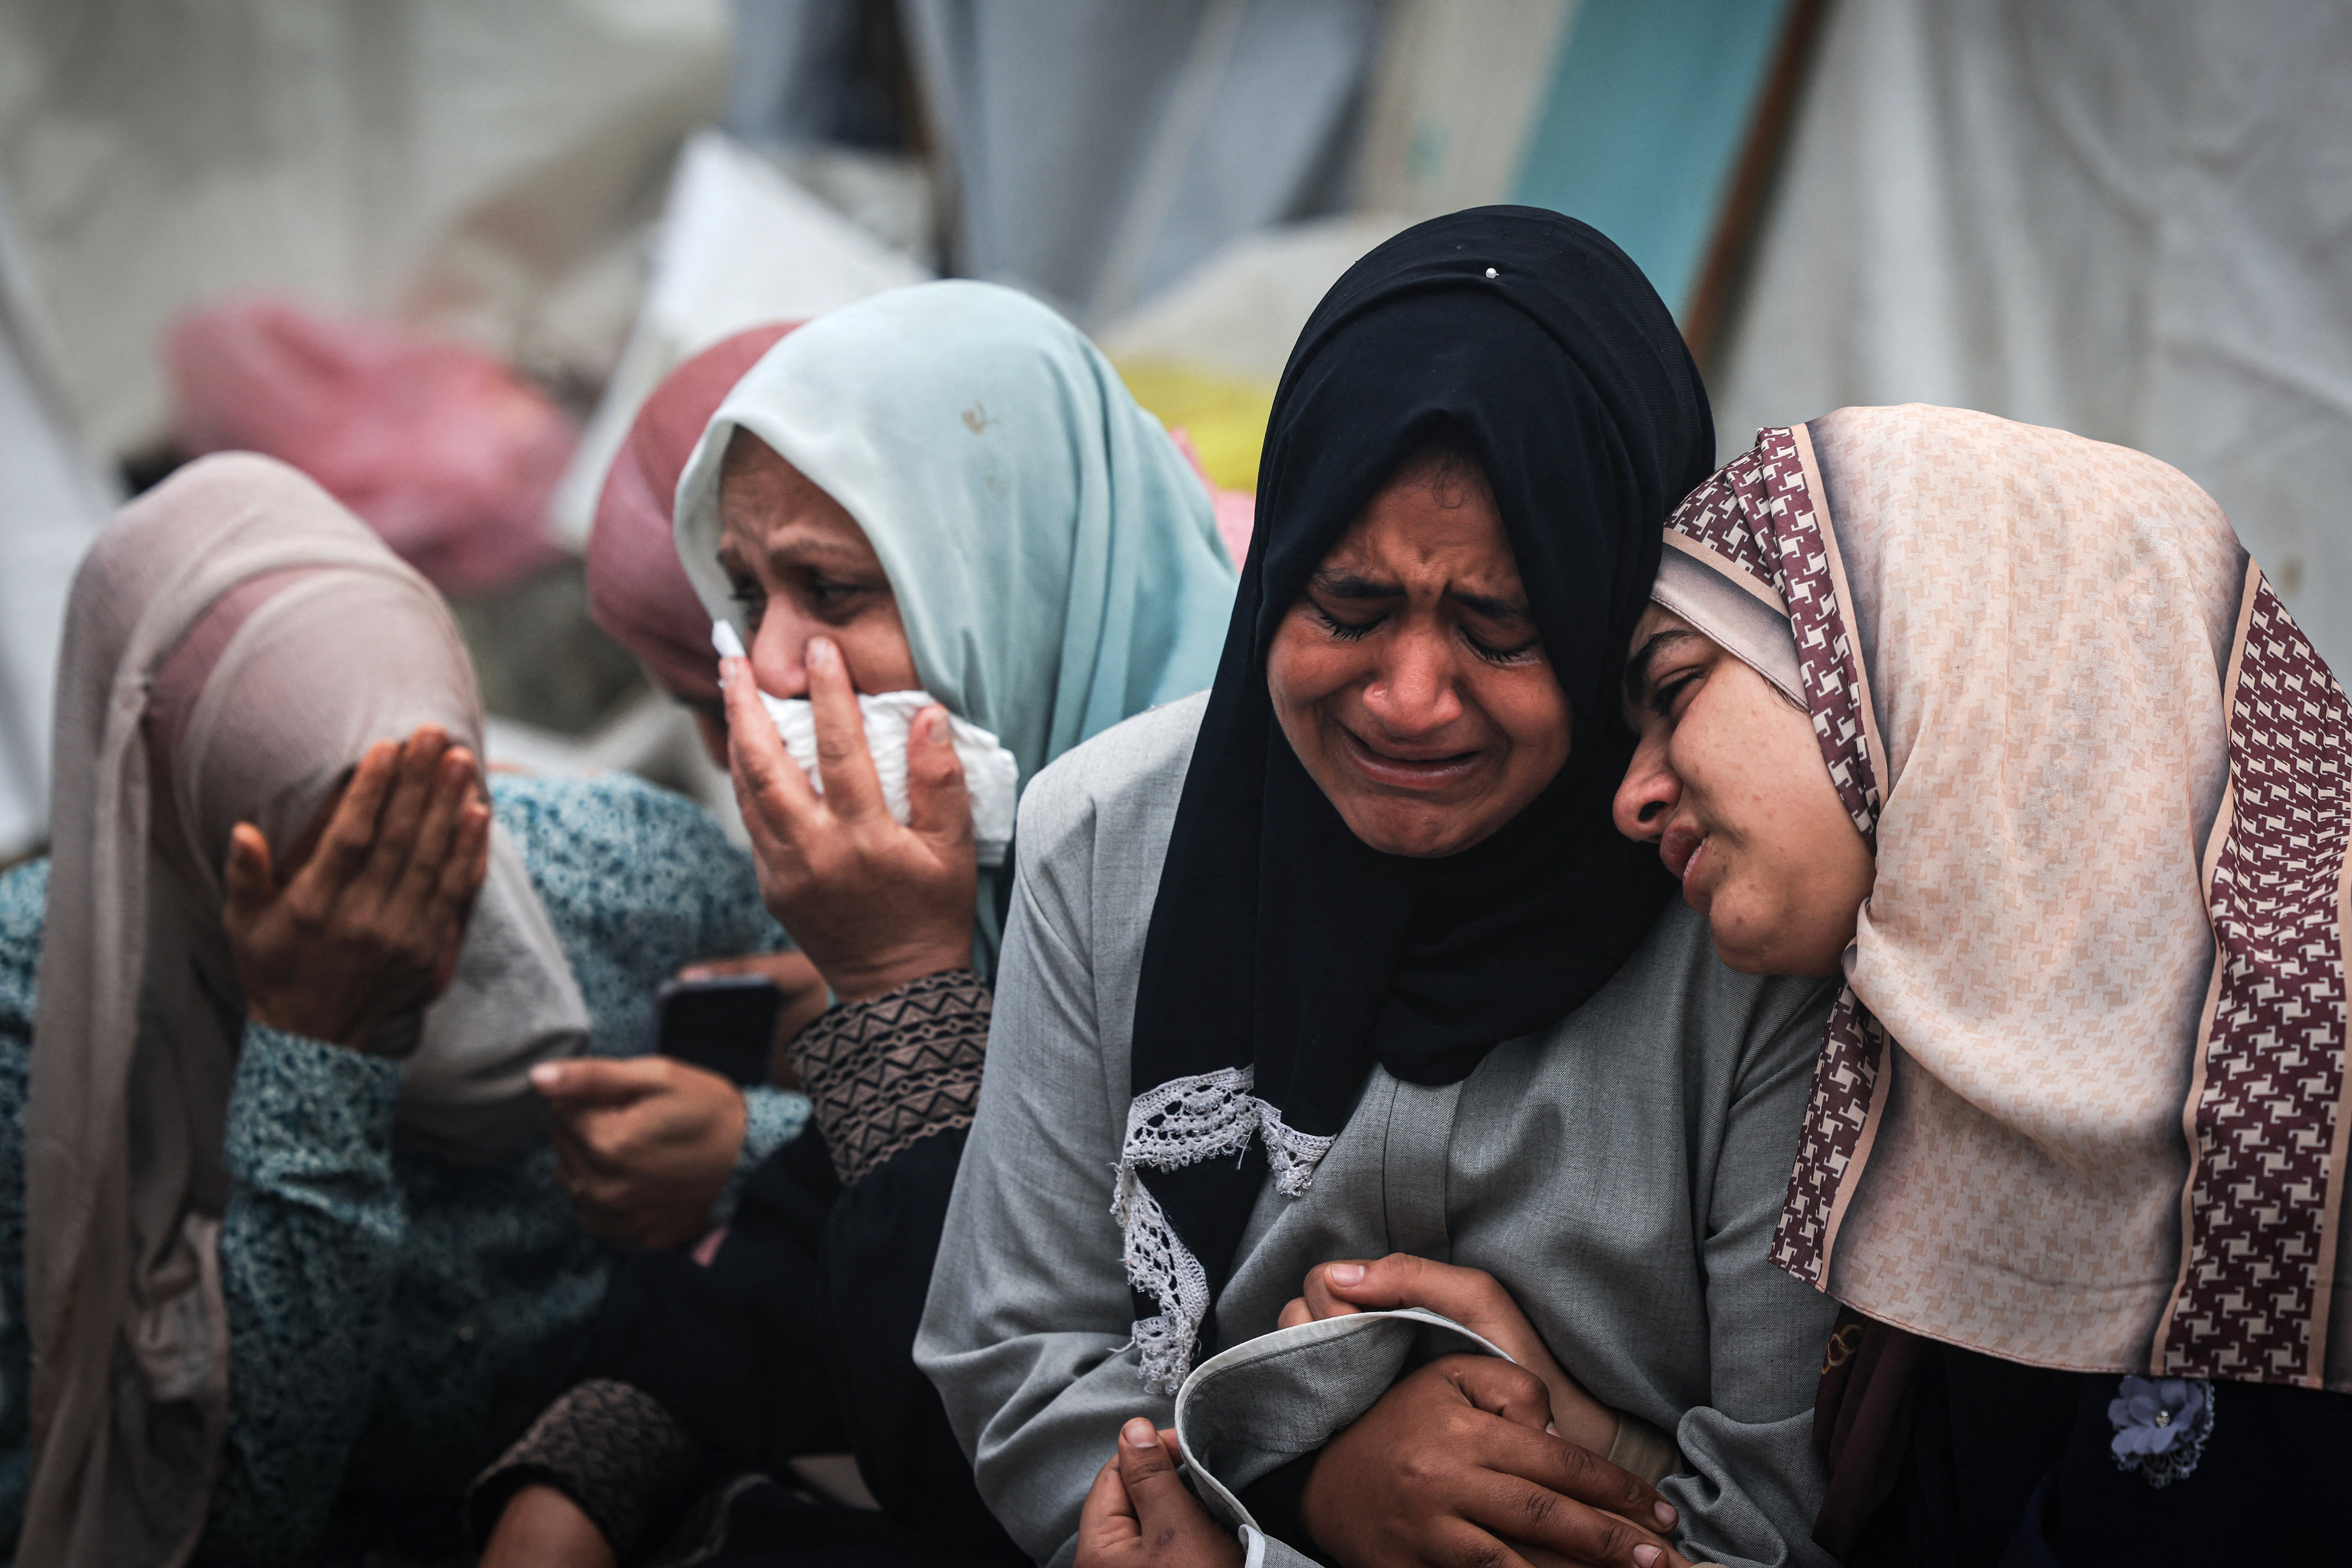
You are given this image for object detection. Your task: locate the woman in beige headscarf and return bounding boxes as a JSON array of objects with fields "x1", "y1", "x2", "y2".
[
  {"x1": 0, "y1": 452, "x2": 797, "y2": 1566},
  {"x1": 1602, "y1": 405, "x2": 2350, "y2": 1561}
]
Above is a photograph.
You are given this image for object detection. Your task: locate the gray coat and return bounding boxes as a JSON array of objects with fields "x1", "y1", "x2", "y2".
[{"x1": 916, "y1": 693, "x2": 1843, "y2": 1567}]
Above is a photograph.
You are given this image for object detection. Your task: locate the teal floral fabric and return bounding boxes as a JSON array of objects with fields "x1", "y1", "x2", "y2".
[
  {"x1": 0, "y1": 860, "x2": 41, "y2": 1558},
  {"x1": 0, "y1": 773, "x2": 808, "y2": 1564}
]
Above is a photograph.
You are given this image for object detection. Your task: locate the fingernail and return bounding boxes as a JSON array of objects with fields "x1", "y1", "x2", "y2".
[
  {"x1": 928, "y1": 711, "x2": 953, "y2": 746},
  {"x1": 529, "y1": 1063, "x2": 562, "y2": 1090},
  {"x1": 1329, "y1": 1263, "x2": 1364, "y2": 1286},
  {"x1": 679, "y1": 965, "x2": 713, "y2": 982},
  {"x1": 808, "y1": 637, "x2": 836, "y2": 670},
  {"x1": 1634, "y1": 1547, "x2": 1661, "y2": 1568},
  {"x1": 1653, "y1": 1500, "x2": 1678, "y2": 1528},
  {"x1": 1123, "y1": 1417, "x2": 1157, "y2": 1449}
]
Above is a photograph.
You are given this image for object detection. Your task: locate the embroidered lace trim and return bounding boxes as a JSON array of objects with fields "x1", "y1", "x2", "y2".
[{"x1": 1113, "y1": 1067, "x2": 1336, "y2": 1391}]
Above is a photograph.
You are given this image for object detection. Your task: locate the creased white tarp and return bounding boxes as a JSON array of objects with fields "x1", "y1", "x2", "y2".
[
  {"x1": 0, "y1": 186, "x2": 115, "y2": 863},
  {"x1": 1353, "y1": 0, "x2": 1577, "y2": 224},
  {"x1": 0, "y1": 0, "x2": 730, "y2": 456},
  {"x1": 545, "y1": 130, "x2": 931, "y2": 546},
  {"x1": 903, "y1": 0, "x2": 1381, "y2": 327},
  {"x1": 1713, "y1": 0, "x2": 2352, "y2": 668},
  {"x1": 1097, "y1": 214, "x2": 1409, "y2": 387}
]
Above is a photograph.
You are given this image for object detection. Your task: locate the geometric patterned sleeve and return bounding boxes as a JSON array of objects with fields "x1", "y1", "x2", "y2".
[
  {"x1": 785, "y1": 968, "x2": 990, "y2": 1189},
  {"x1": 467, "y1": 1378, "x2": 702, "y2": 1561}
]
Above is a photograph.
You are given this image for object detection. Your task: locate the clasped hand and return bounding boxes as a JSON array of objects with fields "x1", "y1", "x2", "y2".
[
  {"x1": 721, "y1": 634, "x2": 976, "y2": 1001},
  {"x1": 223, "y1": 726, "x2": 490, "y2": 1051},
  {"x1": 1077, "y1": 1256, "x2": 1690, "y2": 1568}
]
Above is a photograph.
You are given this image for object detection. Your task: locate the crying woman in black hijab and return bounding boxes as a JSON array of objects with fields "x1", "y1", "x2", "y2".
[{"x1": 918, "y1": 210, "x2": 1844, "y2": 1568}]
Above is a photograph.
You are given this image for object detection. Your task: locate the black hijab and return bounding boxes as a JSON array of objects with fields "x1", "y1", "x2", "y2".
[{"x1": 1115, "y1": 208, "x2": 1716, "y2": 1389}]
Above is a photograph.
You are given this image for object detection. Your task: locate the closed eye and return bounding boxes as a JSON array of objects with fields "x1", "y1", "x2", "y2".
[
  {"x1": 1458, "y1": 620, "x2": 1552, "y2": 667},
  {"x1": 727, "y1": 576, "x2": 766, "y2": 629},
  {"x1": 1648, "y1": 671, "x2": 1699, "y2": 718},
  {"x1": 1314, "y1": 604, "x2": 1378, "y2": 641},
  {"x1": 804, "y1": 573, "x2": 862, "y2": 608},
  {"x1": 1624, "y1": 628, "x2": 1705, "y2": 721},
  {"x1": 1465, "y1": 629, "x2": 1541, "y2": 666}
]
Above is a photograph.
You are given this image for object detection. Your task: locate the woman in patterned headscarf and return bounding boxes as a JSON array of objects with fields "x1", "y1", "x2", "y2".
[{"x1": 1613, "y1": 404, "x2": 2352, "y2": 1561}]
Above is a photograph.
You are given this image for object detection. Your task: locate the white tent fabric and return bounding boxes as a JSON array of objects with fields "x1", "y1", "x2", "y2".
[
  {"x1": 1097, "y1": 214, "x2": 1407, "y2": 387},
  {"x1": 546, "y1": 130, "x2": 931, "y2": 546},
  {"x1": 903, "y1": 0, "x2": 1381, "y2": 327},
  {"x1": 1353, "y1": 0, "x2": 1576, "y2": 224},
  {"x1": 1712, "y1": 0, "x2": 2352, "y2": 668},
  {"x1": 0, "y1": 0, "x2": 730, "y2": 457},
  {"x1": 0, "y1": 187, "x2": 116, "y2": 863}
]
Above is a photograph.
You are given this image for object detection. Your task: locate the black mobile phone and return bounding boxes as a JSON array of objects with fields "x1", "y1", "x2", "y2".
[{"x1": 650, "y1": 974, "x2": 783, "y2": 1086}]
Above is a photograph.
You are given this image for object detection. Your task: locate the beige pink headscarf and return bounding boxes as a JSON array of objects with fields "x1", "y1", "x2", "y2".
[
  {"x1": 586, "y1": 324, "x2": 798, "y2": 707},
  {"x1": 1655, "y1": 404, "x2": 2352, "y2": 1393},
  {"x1": 24, "y1": 453, "x2": 588, "y2": 1567}
]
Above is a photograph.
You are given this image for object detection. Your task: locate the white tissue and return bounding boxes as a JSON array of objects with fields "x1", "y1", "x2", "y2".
[{"x1": 712, "y1": 622, "x2": 1019, "y2": 866}]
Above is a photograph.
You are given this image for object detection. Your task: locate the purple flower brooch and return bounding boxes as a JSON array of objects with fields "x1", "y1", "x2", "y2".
[{"x1": 2107, "y1": 1375, "x2": 2214, "y2": 1487}]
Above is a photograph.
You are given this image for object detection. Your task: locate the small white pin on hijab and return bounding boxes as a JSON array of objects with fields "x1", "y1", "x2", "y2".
[{"x1": 1485, "y1": 266, "x2": 1499, "y2": 279}]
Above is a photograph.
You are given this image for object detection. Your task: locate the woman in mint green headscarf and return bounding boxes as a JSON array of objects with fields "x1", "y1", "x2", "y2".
[
  {"x1": 679, "y1": 278, "x2": 1235, "y2": 977},
  {"x1": 474, "y1": 280, "x2": 1236, "y2": 1568}
]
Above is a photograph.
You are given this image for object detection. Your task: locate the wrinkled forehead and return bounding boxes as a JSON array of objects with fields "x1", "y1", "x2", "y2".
[{"x1": 1313, "y1": 460, "x2": 1527, "y2": 597}]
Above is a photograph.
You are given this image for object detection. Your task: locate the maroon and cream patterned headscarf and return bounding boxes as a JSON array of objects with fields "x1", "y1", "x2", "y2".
[{"x1": 1654, "y1": 404, "x2": 2352, "y2": 1391}]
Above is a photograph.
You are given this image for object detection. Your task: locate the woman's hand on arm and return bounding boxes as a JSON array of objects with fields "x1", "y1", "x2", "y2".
[
  {"x1": 1077, "y1": 1420, "x2": 1243, "y2": 1568},
  {"x1": 1298, "y1": 1356, "x2": 1688, "y2": 1568},
  {"x1": 1279, "y1": 1254, "x2": 1619, "y2": 1455},
  {"x1": 224, "y1": 725, "x2": 491, "y2": 1050},
  {"x1": 722, "y1": 637, "x2": 975, "y2": 1001},
  {"x1": 533, "y1": 1055, "x2": 746, "y2": 1249}
]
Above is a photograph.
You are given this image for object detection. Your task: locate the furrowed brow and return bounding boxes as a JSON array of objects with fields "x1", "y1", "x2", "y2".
[
  {"x1": 765, "y1": 538, "x2": 871, "y2": 575},
  {"x1": 1448, "y1": 588, "x2": 1532, "y2": 624},
  {"x1": 1309, "y1": 569, "x2": 1400, "y2": 600}
]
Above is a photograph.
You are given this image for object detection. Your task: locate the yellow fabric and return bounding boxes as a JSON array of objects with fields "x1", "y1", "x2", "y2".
[{"x1": 1113, "y1": 359, "x2": 1275, "y2": 492}]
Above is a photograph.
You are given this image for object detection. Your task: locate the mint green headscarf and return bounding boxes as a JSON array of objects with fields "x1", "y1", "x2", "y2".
[{"x1": 673, "y1": 280, "x2": 1238, "y2": 972}]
